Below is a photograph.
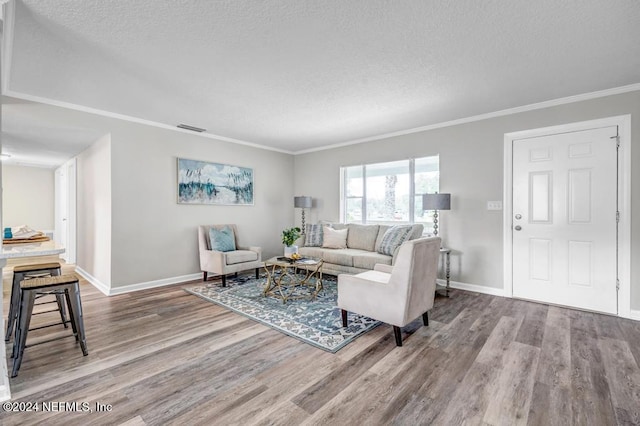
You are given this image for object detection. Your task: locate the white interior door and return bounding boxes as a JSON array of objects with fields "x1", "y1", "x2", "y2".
[
  {"x1": 512, "y1": 126, "x2": 618, "y2": 314},
  {"x1": 54, "y1": 158, "x2": 77, "y2": 264},
  {"x1": 54, "y1": 166, "x2": 68, "y2": 250}
]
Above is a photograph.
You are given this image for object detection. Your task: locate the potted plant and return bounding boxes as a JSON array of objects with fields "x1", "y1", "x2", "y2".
[{"x1": 282, "y1": 227, "x2": 301, "y2": 258}]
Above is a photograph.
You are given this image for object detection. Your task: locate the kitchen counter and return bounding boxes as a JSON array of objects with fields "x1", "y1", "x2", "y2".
[{"x1": 0, "y1": 240, "x2": 65, "y2": 260}]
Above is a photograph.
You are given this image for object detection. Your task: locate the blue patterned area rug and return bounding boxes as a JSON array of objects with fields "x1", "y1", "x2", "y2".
[{"x1": 184, "y1": 274, "x2": 380, "y2": 353}]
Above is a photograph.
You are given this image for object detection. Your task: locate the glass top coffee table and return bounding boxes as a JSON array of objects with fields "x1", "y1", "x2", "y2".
[{"x1": 262, "y1": 256, "x2": 324, "y2": 303}]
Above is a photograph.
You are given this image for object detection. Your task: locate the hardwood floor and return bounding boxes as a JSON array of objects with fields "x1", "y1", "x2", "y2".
[{"x1": 1, "y1": 258, "x2": 639, "y2": 425}]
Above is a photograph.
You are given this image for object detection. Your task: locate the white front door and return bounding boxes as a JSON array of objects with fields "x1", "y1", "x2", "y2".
[{"x1": 512, "y1": 126, "x2": 618, "y2": 314}]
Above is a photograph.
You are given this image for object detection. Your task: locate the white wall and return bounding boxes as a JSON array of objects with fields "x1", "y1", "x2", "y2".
[
  {"x1": 76, "y1": 134, "x2": 112, "y2": 288},
  {"x1": 1, "y1": 164, "x2": 54, "y2": 230},
  {"x1": 294, "y1": 90, "x2": 640, "y2": 310}
]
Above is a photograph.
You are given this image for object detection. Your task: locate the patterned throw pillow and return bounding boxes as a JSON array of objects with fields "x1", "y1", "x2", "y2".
[
  {"x1": 209, "y1": 226, "x2": 237, "y2": 252},
  {"x1": 322, "y1": 226, "x2": 348, "y2": 249},
  {"x1": 377, "y1": 225, "x2": 413, "y2": 256},
  {"x1": 304, "y1": 224, "x2": 323, "y2": 247}
]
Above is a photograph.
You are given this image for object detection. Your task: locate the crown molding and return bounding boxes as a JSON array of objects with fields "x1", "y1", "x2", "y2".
[
  {"x1": 5, "y1": 81, "x2": 640, "y2": 157},
  {"x1": 2, "y1": 90, "x2": 294, "y2": 155},
  {"x1": 294, "y1": 82, "x2": 640, "y2": 155}
]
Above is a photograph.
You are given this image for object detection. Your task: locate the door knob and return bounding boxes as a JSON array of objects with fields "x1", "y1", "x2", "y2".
[
  {"x1": 514, "y1": 225, "x2": 522, "y2": 231},
  {"x1": 515, "y1": 214, "x2": 522, "y2": 220}
]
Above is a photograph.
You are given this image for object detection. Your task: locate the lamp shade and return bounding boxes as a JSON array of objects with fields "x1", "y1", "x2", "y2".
[
  {"x1": 294, "y1": 196, "x2": 312, "y2": 208},
  {"x1": 423, "y1": 193, "x2": 451, "y2": 210}
]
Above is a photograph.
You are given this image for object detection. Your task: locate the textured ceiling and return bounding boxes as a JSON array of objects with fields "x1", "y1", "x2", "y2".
[{"x1": 3, "y1": 0, "x2": 640, "y2": 165}]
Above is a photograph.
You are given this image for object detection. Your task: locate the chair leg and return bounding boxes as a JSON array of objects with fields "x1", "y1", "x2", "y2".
[
  {"x1": 56, "y1": 293, "x2": 69, "y2": 328},
  {"x1": 221, "y1": 275, "x2": 227, "y2": 287},
  {"x1": 66, "y1": 283, "x2": 88, "y2": 356},
  {"x1": 423, "y1": 311, "x2": 429, "y2": 327},
  {"x1": 393, "y1": 326, "x2": 403, "y2": 347},
  {"x1": 64, "y1": 289, "x2": 79, "y2": 340},
  {"x1": 341, "y1": 309, "x2": 348, "y2": 327},
  {"x1": 5, "y1": 272, "x2": 24, "y2": 342},
  {"x1": 255, "y1": 268, "x2": 260, "y2": 279},
  {"x1": 203, "y1": 271, "x2": 208, "y2": 282},
  {"x1": 12, "y1": 290, "x2": 36, "y2": 377}
]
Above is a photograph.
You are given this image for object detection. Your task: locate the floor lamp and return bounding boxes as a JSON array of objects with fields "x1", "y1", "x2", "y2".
[
  {"x1": 294, "y1": 196, "x2": 312, "y2": 233},
  {"x1": 423, "y1": 193, "x2": 451, "y2": 237}
]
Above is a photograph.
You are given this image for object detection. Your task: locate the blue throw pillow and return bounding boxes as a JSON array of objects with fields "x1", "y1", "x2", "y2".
[
  {"x1": 209, "y1": 226, "x2": 236, "y2": 252},
  {"x1": 377, "y1": 225, "x2": 413, "y2": 256},
  {"x1": 304, "y1": 224, "x2": 323, "y2": 247}
]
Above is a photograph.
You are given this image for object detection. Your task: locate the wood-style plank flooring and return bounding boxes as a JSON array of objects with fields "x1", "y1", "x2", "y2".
[{"x1": 1, "y1": 257, "x2": 639, "y2": 425}]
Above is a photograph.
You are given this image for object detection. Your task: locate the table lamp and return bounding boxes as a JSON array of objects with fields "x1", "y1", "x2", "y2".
[
  {"x1": 422, "y1": 193, "x2": 451, "y2": 237},
  {"x1": 294, "y1": 196, "x2": 312, "y2": 233}
]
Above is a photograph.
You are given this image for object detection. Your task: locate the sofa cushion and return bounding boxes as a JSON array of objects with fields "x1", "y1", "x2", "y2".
[
  {"x1": 304, "y1": 224, "x2": 323, "y2": 247},
  {"x1": 209, "y1": 226, "x2": 236, "y2": 252},
  {"x1": 226, "y1": 250, "x2": 258, "y2": 265},
  {"x1": 321, "y1": 248, "x2": 366, "y2": 266},
  {"x1": 346, "y1": 224, "x2": 379, "y2": 251},
  {"x1": 298, "y1": 246, "x2": 326, "y2": 258},
  {"x1": 377, "y1": 225, "x2": 413, "y2": 256},
  {"x1": 352, "y1": 252, "x2": 392, "y2": 270},
  {"x1": 322, "y1": 226, "x2": 348, "y2": 249}
]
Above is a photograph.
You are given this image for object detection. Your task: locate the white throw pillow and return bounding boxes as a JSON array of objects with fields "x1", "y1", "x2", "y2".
[{"x1": 322, "y1": 226, "x2": 348, "y2": 249}]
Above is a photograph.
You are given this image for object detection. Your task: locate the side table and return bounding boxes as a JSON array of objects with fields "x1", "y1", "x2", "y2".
[{"x1": 436, "y1": 247, "x2": 451, "y2": 297}]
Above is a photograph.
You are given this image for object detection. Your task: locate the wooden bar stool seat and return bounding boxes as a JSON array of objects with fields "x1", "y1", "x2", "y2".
[
  {"x1": 5, "y1": 262, "x2": 67, "y2": 343},
  {"x1": 11, "y1": 273, "x2": 88, "y2": 378}
]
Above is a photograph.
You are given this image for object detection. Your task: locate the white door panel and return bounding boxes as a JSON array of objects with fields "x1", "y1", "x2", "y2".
[
  {"x1": 54, "y1": 158, "x2": 77, "y2": 264},
  {"x1": 512, "y1": 126, "x2": 618, "y2": 314}
]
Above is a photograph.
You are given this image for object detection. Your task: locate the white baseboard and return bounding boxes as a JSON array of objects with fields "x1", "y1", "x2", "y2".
[
  {"x1": 437, "y1": 279, "x2": 506, "y2": 297},
  {"x1": 75, "y1": 267, "x2": 110, "y2": 296},
  {"x1": 628, "y1": 310, "x2": 640, "y2": 321},
  {"x1": 75, "y1": 267, "x2": 201, "y2": 296},
  {"x1": 108, "y1": 273, "x2": 202, "y2": 295}
]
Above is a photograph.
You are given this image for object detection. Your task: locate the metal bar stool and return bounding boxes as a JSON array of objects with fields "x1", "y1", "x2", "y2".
[
  {"x1": 11, "y1": 273, "x2": 88, "y2": 378},
  {"x1": 5, "y1": 262, "x2": 67, "y2": 343}
]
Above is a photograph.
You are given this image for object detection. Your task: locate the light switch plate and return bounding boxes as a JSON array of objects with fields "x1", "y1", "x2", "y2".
[{"x1": 487, "y1": 201, "x2": 503, "y2": 211}]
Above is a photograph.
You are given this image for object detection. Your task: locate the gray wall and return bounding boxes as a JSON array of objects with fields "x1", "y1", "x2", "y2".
[
  {"x1": 1, "y1": 100, "x2": 295, "y2": 291},
  {"x1": 294, "y1": 90, "x2": 640, "y2": 310},
  {"x1": 77, "y1": 134, "x2": 112, "y2": 287},
  {"x1": 108, "y1": 122, "x2": 294, "y2": 288},
  {"x1": 1, "y1": 165, "x2": 55, "y2": 230}
]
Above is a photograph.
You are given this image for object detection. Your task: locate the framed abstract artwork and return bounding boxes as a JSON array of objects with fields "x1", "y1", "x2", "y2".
[{"x1": 177, "y1": 158, "x2": 254, "y2": 205}]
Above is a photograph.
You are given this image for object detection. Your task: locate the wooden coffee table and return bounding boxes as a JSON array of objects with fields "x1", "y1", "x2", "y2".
[{"x1": 262, "y1": 257, "x2": 324, "y2": 303}]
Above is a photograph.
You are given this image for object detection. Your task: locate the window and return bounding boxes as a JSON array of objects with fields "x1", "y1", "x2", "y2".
[{"x1": 341, "y1": 156, "x2": 439, "y2": 225}]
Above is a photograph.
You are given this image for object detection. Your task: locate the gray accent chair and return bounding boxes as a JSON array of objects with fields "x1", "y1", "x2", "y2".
[
  {"x1": 337, "y1": 236, "x2": 441, "y2": 346},
  {"x1": 198, "y1": 225, "x2": 262, "y2": 286}
]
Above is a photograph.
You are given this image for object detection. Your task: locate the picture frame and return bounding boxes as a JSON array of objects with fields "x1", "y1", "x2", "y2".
[{"x1": 177, "y1": 158, "x2": 254, "y2": 205}]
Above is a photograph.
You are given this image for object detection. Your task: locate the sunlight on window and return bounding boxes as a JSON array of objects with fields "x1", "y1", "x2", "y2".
[{"x1": 341, "y1": 156, "x2": 439, "y2": 225}]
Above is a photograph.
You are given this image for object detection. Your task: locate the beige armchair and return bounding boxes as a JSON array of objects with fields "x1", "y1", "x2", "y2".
[
  {"x1": 337, "y1": 236, "x2": 441, "y2": 346},
  {"x1": 198, "y1": 225, "x2": 262, "y2": 286}
]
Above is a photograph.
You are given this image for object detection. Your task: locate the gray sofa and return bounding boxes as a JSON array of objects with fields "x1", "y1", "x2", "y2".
[{"x1": 296, "y1": 223, "x2": 424, "y2": 276}]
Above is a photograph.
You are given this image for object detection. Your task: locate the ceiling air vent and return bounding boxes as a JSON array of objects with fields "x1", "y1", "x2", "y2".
[{"x1": 177, "y1": 124, "x2": 206, "y2": 133}]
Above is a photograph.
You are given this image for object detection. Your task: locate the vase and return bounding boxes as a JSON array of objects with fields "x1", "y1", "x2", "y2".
[{"x1": 284, "y1": 245, "x2": 298, "y2": 258}]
